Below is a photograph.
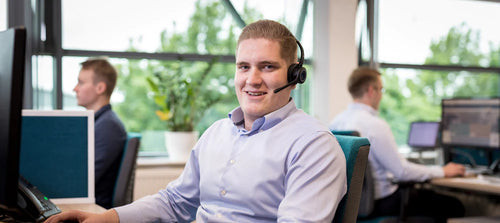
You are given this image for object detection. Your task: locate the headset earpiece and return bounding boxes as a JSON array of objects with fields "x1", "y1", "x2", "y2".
[
  {"x1": 287, "y1": 40, "x2": 307, "y2": 85},
  {"x1": 274, "y1": 39, "x2": 307, "y2": 94}
]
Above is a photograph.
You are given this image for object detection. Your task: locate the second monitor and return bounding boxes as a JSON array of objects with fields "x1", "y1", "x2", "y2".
[
  {"x1": 408, "y1": 121, "x2": 440, "y2": 149},
  {"x1": 441, "y1": 98, "x2": 500, "y2": 150}
]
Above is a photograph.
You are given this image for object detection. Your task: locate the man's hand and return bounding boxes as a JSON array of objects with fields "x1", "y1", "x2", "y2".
[
  {"x1": 44, "y1": 209, "x2": 119, "y2": 223},
  {"x1": 443, "y1": 162, "x2": 466, "y2": 177}
]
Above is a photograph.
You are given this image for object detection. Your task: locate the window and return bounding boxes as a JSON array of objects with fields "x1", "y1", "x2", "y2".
[
  {"x1": 32, "y1": 56, "x2": 55, "y2": 110},
  {"x1": 26, "y1": 0, "x2": 314, "y2": 154},
  {"x1": 0, "y1": 0, "x2": 6, "y2": 30},
  {"x1": 365, "y1": 0, "x2": 500, "y2": 147},
  {"x1": 379, "y1": 68, "x2": 498, "y2": 145},
  {"x1": 378, "y1": 0, "x2": 500, "y2": 67}
]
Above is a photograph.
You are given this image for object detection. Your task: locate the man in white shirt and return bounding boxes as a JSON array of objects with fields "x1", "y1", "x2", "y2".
[
  {"x1": 330, "y1": 67, "x2": 465, "y2": 222},
  {"x1": 46, "y1": 20, "x2": 347, "y2": 223}
]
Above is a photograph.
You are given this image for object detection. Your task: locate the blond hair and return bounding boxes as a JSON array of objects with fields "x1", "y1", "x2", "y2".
[
  {"x1": 348, "y1": 67, "x2": 381, "y2": 99},
  {"x1": 237, "y1": 20, "x2": 297, "y2": 65}
]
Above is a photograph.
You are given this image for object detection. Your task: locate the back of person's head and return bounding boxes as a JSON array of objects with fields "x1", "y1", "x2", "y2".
[
  {"x1": 348, "y1": 67, "x2": 381, "y2": 99},
  {"x1": 237, "y1": 19, "x2": 297, "y2": 66},
  {"x1": 80, "y1": 58, "x2": 117, "y2": 98}
]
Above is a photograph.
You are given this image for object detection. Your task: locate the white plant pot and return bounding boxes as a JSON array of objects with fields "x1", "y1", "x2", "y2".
[{"x1": 164, "y1": 131, "x2": 199, "y2": 162}]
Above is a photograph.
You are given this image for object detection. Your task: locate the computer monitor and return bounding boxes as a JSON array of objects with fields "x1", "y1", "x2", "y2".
[
  {"x1": 441, "y1": 98, "x2": 500, "y2": 150},
  {"x1": 0, "y1": 27, "x2": 26, "y2": 211},
  {"x1": 20, "y1": 110, "x2": 95, "y2": 204},
  {"x1": 407, "y1": 121, "x2": 440, "y2": 149}
]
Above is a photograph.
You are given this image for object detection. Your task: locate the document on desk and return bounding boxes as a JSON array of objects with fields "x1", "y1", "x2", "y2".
[
  {"x1": 450, "y1": 177, "x2": 495, "y2": 185},
  {"x1": 477, "y1": 174, "x2": 500, "y2": 184}
]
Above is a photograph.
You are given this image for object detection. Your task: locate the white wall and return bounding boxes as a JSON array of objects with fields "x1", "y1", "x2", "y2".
[{"x1": 312, "y1": 0, "x2": 357, "y2": 125}]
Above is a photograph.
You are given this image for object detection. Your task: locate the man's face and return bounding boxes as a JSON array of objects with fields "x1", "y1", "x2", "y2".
[
  {"x1": 235, "y1": 38, "x2": 293, "y2": 126},
  {"x1": 73, "y1": 69, "x2": 99, "y2": 109},
  {"x1": 371, "y1": 77, "x2": 384, "y2": 110}
]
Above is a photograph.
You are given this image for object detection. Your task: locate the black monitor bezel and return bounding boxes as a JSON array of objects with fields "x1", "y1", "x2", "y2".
[
  {"x1": 0, "y1": 27, "x2": 26, "y2": 210},
  {"x1": 440, "y1": 97, "x2": 500, "y2": 150}
]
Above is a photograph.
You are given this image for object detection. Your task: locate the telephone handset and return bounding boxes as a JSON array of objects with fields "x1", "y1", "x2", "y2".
[{"x1": 10, "y1": 177, "x2": 61, "y2": 222}]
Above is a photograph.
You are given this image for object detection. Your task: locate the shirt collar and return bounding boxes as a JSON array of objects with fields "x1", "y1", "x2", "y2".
[
  {"x1": 228, "y1": 98, "x2": 296, "y2": 135},
  {"x1": 95, "y1": 104, "x2": 112, "y2": 120},
  {"x1": 350, "y1": 102, "x2": 378, "y2": 116}
]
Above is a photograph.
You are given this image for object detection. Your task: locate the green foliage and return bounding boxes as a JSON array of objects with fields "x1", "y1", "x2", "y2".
[
  {"x1": 380, "y1": 23, "x2": 499, "y2": 146},
  {"x1": 113, "y1": 0, "x2": 264, "y2": 134},
  {"x1": 114, "y1": 60, "x2": 167, "y2": 131},
  {"x1": 146, "y1": 58, "x2": 226, "y2": 131}
]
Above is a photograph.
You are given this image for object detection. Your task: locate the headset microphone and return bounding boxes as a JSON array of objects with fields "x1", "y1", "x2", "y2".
[
  {"x1": 273, "y1": 39, "x2": 307, "y2": 94},
  {"x1": 273, "y1": 82, "x2": 295, "y2": 94}
]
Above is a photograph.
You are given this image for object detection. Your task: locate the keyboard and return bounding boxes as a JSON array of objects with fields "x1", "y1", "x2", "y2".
[{"x1": 465, "y1": 165, "x2": 489, "y2": 176}]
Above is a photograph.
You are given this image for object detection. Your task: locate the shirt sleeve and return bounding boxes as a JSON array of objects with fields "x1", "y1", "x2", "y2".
[
  {"x1": 369, "y1": 120, "x2": 444, "y2": 182},
  {"x1": 114, "y1": 141, "x2": 201, "y2": 223},
  {"x1": 277, "y1": 131, "x2": 347, "y2": 223}
]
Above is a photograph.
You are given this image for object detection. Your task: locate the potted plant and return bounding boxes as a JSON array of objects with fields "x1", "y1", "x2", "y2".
[{"x1": 146, "y1": 58, "x2": 224, "y2": 161}]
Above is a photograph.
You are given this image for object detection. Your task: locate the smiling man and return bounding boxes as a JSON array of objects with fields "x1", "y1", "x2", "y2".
[{"x1": 46, "y1": 19, "x2": 346, "y2": 223}]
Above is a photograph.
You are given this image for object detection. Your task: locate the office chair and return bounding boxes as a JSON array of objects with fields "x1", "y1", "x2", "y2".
[
  {"x1": 112, "y1": 133, "x2": 141, "y2": 207},
  {"x1": 332, "y1": 134, "x2": 371, "y2": 223},
  {"x1": 332, "y1": 131, "x2": 433, "y2": 223},
  {"x1": 331, "y1": 130, "x2": 374, "y2": 218}
]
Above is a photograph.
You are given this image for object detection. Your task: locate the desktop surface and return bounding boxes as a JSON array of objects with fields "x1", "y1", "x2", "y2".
[
  {"x1": 430, "y1": 175, "x2": 500, "y2": 196},
  {"x1": 57, "y1": 203, "x2": 106, "y2": 213}
]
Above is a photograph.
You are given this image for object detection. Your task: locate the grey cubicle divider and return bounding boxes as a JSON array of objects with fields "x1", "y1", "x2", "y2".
[{"x1": 19, "y1": 110, "x2": 95, "y2": 204}]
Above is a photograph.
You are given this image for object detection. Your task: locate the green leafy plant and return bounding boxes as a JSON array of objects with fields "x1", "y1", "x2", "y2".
[{"x1": 146, "y1": 58, "x2": 224, "y2": 131}]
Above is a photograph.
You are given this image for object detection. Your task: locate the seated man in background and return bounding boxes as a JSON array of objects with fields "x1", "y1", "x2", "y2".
[
  {"x1": 330, "y1": 67, "x2": 465, "y2": 222},
  {"x1": 46, "y1": 20, "x2": 347, "y2": 223},
  {"x1": 74, "y1": 58, "x2": 127, "y2": 209}
]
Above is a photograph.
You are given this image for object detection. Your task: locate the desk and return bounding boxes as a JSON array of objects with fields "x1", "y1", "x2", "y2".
[
  {"x1": 430, "y1": 177, "x2": 500, "y2": 221},
  {"x1": 58, "y1": 203, "x2": 107, "y2": 213},
  {"x1": 430, "y1": 177, "x2": 500, "y2": 196},
  {"x1": 448, "y1": 216, "x2": 500, "y2": 223}
]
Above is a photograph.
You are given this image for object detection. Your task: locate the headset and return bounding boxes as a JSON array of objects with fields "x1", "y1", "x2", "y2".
[{"x1": 273, "y1": 39, "x2": 307, "y2": 94}]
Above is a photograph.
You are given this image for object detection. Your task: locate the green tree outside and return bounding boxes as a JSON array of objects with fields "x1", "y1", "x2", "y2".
[
  {"x1": 112, "y1": 0, "x2": 267, "y2": 138},
  {"x1": 380, "y1": 23, "x2": 499, "y2": 145}
]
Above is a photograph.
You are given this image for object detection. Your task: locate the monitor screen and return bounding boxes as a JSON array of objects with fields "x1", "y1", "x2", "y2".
[
  {"x1": 20, "y1": 110, "x2": 95, "y2": 204},
  {"x1": 0, "y1": 27, "x2": 26, "y2": 210},
  {"x1": 407, "y1": 121, "x2": 440, "y2": 148},
  {"x1": 441, "y1": 98, "x2": 500, "y2": 149}
]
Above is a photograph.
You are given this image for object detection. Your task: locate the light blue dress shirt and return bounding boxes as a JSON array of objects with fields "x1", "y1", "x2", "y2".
[
  {"x1": 115, "y1": 99, "x2": 347, "y2": 223},
  {"x1": 329, "y1": 103, "x2": 444, "y2": 199}
]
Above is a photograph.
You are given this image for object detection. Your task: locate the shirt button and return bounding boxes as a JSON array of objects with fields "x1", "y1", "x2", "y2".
[
  {"x1": 230, "y1": 159, "x2": 235, "y2": 164},
  {"x1": 221, "y1": 190, "x2": 227, "y2": 196}
]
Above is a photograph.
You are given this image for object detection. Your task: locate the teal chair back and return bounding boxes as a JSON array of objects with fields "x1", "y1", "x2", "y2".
[
  {"x1": 331, "y1": 130, "x2": 360, "y2": 137},
  {"x1": 112, "y1": 133, "x2": 141, "y2": 207},
  {"x1": 332, "y1": 133, "x2": 370, "y2": 223}
]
